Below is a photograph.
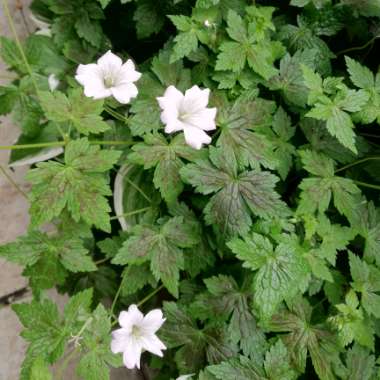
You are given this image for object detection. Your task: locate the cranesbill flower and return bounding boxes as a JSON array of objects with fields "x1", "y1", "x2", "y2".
[
  {"x1": 111, "y1": 305, "x2": 166, "y2": 369},
  {"x1": 176, "y1": 375, "x2": 195, "y2": 380},
  {"x1": 75, "y1": 50, "x2": 141, "y2": 104},
  {"x1": 157, "y1": 85, "x2": 217, "y2": 150}
]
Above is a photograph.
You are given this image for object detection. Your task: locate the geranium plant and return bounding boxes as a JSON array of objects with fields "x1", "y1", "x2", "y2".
[{"x1": 1, "y1": 0, "x2": 380, "y2": 378}]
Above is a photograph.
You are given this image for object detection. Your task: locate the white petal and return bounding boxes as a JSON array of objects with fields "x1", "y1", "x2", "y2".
[
  {"x1": 183, "y1": 85, "x2": 210, "y2": 113},
  {"x1": 8, "y1": 147, "x2": 63, "y2": 168},
  {"x1": 183, "y1": 126, "x2": 212, "y2": 150},
  {"x1": 164, "y1": 120, "x2": 185, "y2": 134},
  {"x1": 111, "y1": 329, "x2": 128, "y2": 353},
  {"x1": 111, "y1": 83, "x2": 138, "y2": 104},
  {"x1": 122, "y1": 340, "x2": 142, "y2": 369},
  {"x1": 141, "y1": 309, "x2": 166, "y2": 333},
  {"x1": 140, "y1": 334, "x2": 166, "y2": 356},
  {"x1": 48, "y1": 74, "x2": 60, "y2": 91},
  {"x1": 157, "y1": 85, "x2": 183, "y2": 110},
  {"x1": 119, "y1": 60, "x2": 142, "y2": 83},
  {"x1": 75, "y1": 64, "x2": 110, "y2": 99},
  {"x1": 97, "y1": 50, "x2": 123, "y2": 72},
  {"x1": 118, "y1": 305, "x2": 144, "y2": 330},
  {"x1": 185, "y1": 107, "x2": 217, "y2": 131}
]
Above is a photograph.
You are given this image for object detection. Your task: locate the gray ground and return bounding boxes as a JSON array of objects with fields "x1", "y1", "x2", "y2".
[{"x1": 0, "y1": 2, "x2": 141, "y2": 379}]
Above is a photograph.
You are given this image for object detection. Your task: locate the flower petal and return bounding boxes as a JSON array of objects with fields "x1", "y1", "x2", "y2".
[
  {"x1": 157, "y1": 85, "x2": 183, "y2": 110},
  {"x1": 183, "y1": 85, "x2": 210, "y2": 113},
  {"x1": 122, "y1": 340, "x2": 142, "y2": 369},
  {"x1": 111, "y1": 83, "x2": 138, "y2": 104},
  {"x1": 75, "y1": 64, "x2": 110, "y2": 99},
  {"x1": 119, "y1": 60, "x2": 142, "y2": 83},
  {"x1": 118, "y1": 305, "x2": 144, "y2": 330},
  {"x1": 185, "y1": 107, "x2": 217, "y2": 131},
  {"x1": 183, "y1": 126, "x2": 212, "y2": 150},
  {"x1": 97, "y1": 50, "x2": 123, "y2": 72},
  {"x1": 141, "y1": 309, "x2": 166, "y2": 334},
  {"x1": 140, "y1": 334, "x2": 166, "y2": 357},
  {"x1": 110, "y1": 328, "x2": 128, "y2": 353}
]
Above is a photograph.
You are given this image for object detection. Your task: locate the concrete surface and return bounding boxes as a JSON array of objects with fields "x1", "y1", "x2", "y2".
[{"x1": 0, "y1": 2, "x2": 142, "y2": 379}]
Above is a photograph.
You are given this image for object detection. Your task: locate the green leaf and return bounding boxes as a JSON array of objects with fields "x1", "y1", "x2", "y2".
[
  {"x1": 329, "y1": 290, "x2": 374, "y2": 350},
  {"x1": 0, "y1": 85, "x2": 18, "y2": 115},
  {"x1": 26, "y1": 138, "x2": 120, "y2": 231},
  {"x1": 113, "y1": 217, "x2": 200, "y2": 297},
  {"x1": 30, "y1": 357, "x2": 52, "y2": 380},
  {"x1": 267, "y1": 50, "x2": 316, "y2": 107},
  {"x1": 345, "y1": 57, "x2": 374, "y2": 90},
  {"x1": 349, "y1": 252, "x2": 380, "y2": 318},
  {"x1": 215, "y1": 10, "x2": 280, "y2": 79},
  {"x1": 0, "y1": 36, "x2": 25, "y2": 72},
  {"x1": 297, "y1": 150, "x2": 361, "y2": 219},
  {"x1": 181, "y1": 148, "x2": 288, "y2": 237},
  {"x1": 39, "y1": 89, "x2": 110, "y2": 135},
  {"x1": 129, "y1": 133, "x2": 204, "y2": 203},
  {"x1": 345, "y1": 344, "x2": 377, "y2": 380},
  {"x1": 98, "y1": 0, "x2": 111, "y2": 8},
  {"x1": 121, "y1": 264, "x2": 157, "y2": 296},
  {"x1": 134, "y1": 0, "x2": 165, "y2": 39},
  {"x1": 268, "y1": 298, "x2": 340, "y2": 379},
  {"x1": 74, "y1": 11, "x2": 103, "y2": 48},
  {"x1": 228, "y1": 233, "x2": 308, "y2": 319},
  {"x1": 207, "y1": 340, "x2": 296, "y2": 380},
  {"x1": 170, "y1": 31, "x2": 198, "y2": 63},
  {"x1": 13, "y1": 298, "x2": 67, "y2": 363},
  {"x1": 161, "y1": 302, "x2": 237, "y2": 372},
  {"x1": 192, "y1": 275, "x2": 267, "y2": 358},
  {"x1": 215, "y1": 95, "x2": 278, "y2": 171}
]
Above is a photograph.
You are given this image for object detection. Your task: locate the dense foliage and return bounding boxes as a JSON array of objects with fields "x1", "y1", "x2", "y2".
[{"x1": 2, "y1": 0, "x2": 380, "y2": 378}]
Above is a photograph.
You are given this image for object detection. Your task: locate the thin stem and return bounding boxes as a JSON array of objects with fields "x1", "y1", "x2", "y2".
[
  {"x1": 124, "y1": 177, "x2": 152, "y2": 203},
  {"x1": 335, "y1": 157, "x2": 380, "y2": 173},
  {"x1": 110, "y1": 276, "x2": 125, "y2": 317},
  {"x1": 0, "y1": 140, "x2": 134, "y2": 150},
  {"x1": 95, "y1": 257, "x2": 109, "y2": 265},
  {"x1": 104, "y1": 105, "x2": 129, "y2": 123},
  {"x1": 353, "y1": 180, "x2": 380, "y2": 191},
  {"x1": 1, "y1": 0, "x2": 39, "y2": 96},
  {"x1": 89, "y1": 140, "x2": 134, "y2": 146},
  {"x1": 137, "y1": 284, "x2": 164, "y2": 308},
  {"x1": 110, "y1": 206, "x2": 151, "y2": 221},
  {"x1": 336, "y1": 37, "x2": 377, "y2": 56},
  {"x1": 0, "y1": 165, "x2": 28, "y2": 199}
]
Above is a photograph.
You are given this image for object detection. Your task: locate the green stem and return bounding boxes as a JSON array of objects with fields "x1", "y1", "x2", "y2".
[
  {"x1": 104, "y1": 105, "x2": 129, "y2": 123},
  {"x1": 110, "y1": 206, "x2": 151, "y2": 221},
  {"x1": 0, "y1": 140, "x2": 134, "y2": 150},
  {"x1": 137, "y1": 284, "x2": 164, "y2": 308},
  {"x1": 110, "y1": 276, "x2": 125, "y2": 317},
  {"x1": 336, "y1": 37, "x2": 377, "y2": 56},
  {"x1": 335, "y1": 157, "x2": 380, "y2": 173},
  {"x1": 353, "y1": 180, "x2": 380, "y2": 191},
  {"x1": 124, "y1": 177, "x2": 152, "y2": 203},
  {"x1": 0, "y1": 165, "x2": 28, "y2": 199},
  {"x1": 95, "y1": 257, "x2": 109, "y2": 265},
  {"x1": 1, "y1": 0, "x2": 39, "y2": 96}
]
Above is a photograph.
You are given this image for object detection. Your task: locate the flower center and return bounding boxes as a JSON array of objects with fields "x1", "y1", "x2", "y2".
[
  {"x1": 104, "y1": 75, "x2": 115, "y2": 88},
  {"x1": 131, "y1": 325, "x2": 142, "y2": 339},
  {"x1": 178, "y1": 111, "x2": 191, "y2": 122}
]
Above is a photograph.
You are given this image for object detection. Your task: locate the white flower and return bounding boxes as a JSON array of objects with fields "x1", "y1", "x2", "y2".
[
  {"x1": 75, "y1": 50, "x2": 141, "y2": 104},
  {"x1": 111, "y1": 305, "x2": 166, "y2": 369},
  {"x1": 48, "y1": 74, "x2": 59, "y2": 91},
  {"x1": 204, "y1": 19, "x2": 211, "y2": 27},
  {"x1": 177, "y1": 375, "x2": 195, "y2": 380},
  {"x1": 157, "y1": 85, "x2": 217, "y2": 150}
]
